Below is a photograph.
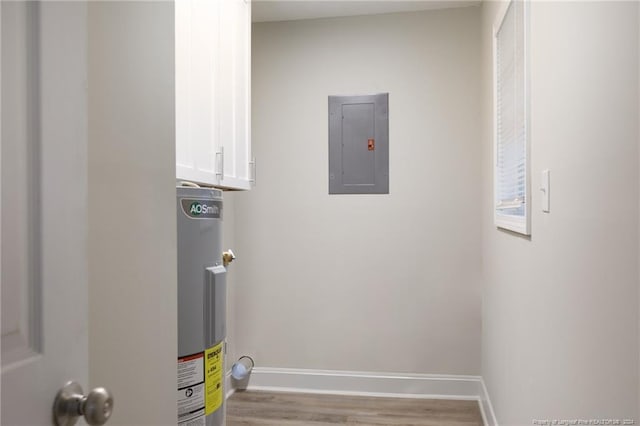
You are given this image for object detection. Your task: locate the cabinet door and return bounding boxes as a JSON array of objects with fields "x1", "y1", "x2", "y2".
[
  {"x1": 176, "y1": 0, "x2": 221, "y2": 186},
  {"x1": 218, "y1": 0, "x2": 252, "y2": 190},
  {"x1": 176, "y1": 0, "x2": 252, "y2": 190}
]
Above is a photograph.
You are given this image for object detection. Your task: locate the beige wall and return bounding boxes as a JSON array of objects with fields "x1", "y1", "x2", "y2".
[
  {"x1": 235, "y1": 6, "x2": 483, "y2": 374},
  {"x1": 481, "y1": 1, "x2": 639, "y2": 423},
  {"x1": 223, "y1": 192, "x2": 239, "y2": 373},
  {"x1": 87, "y1": 2, "x2": 177, "y2": 424}
]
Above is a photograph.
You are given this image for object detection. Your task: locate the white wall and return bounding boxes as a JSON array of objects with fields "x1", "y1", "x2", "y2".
[
  {"x1": 235, "y1": 6, "x2": 482, "y2": 375},
  {"x1": 223, "y1": 192, "x2": 239, "y2": 374},
  {"x1": 87, "y1": 3, "x2": 177, "y2": 424},
  {"x1": 481, "y1": 1, "x2": 639, "y2": 423}
]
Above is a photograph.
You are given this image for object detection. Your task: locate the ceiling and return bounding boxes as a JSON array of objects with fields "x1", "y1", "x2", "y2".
[{"x1": 252, "y1": 0, "x2": 481, "y2": 23}]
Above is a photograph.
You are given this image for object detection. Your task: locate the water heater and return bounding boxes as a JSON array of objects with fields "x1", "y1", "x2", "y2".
[{"x1": 177, "y1": 186, "x2": 226, "y2": 426}]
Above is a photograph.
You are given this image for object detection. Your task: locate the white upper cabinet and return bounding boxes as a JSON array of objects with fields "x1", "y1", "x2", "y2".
[{"x1": 176, "y1": 0, "x2": 253, "y2": 190}]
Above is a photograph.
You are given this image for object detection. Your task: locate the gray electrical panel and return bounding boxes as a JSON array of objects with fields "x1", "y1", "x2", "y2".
[{"x1": 328, "y1": 93, "x2": 389, "y2": 194}]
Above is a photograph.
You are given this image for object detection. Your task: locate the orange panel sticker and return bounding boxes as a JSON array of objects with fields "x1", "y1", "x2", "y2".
[{"x1": 368, "y1": 139, "x2": 375, "y2": 151}]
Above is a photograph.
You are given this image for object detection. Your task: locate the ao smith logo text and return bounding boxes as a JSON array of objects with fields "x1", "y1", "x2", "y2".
[
  {"x1": 190, "y1": 202, "x2": 219, "y2": 216},
  {"x1": 181, "y1": 199, "x2": 222, "y2": 219}
]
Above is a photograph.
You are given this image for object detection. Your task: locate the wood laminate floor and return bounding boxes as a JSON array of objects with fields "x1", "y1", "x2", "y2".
[{"x1": 226, "y1": 391, "x2": 484, "y2": 426}]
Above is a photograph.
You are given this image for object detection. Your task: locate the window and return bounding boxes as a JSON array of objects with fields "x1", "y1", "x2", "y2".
[{"x1": 494, "y1": 0, "x2": 530, "y2": 235}]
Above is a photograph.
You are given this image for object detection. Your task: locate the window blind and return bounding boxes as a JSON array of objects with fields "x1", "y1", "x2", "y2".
[{"x1": 495, "y1": 0, "x2": 528, "y2": 228}]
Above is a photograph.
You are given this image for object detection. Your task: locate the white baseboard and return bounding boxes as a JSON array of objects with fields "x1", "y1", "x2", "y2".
[
  {"x1": 226, "y1": 367, "x2": 498, "y2": 425},
  {"x1": 245, "y1": 367, "x2": 480, "y2": 399},
  {"x1": 479, "y1": 378, "x2": 498, "y2": 426},
  {"x1": 225, "y1": 370, "x2": 235, "y2": 399}
]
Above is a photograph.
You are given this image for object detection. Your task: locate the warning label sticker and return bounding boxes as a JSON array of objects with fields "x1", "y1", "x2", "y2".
[
  {"x1": 178, "y1": 352, "x2": 205, "y2": 425},
  {"x1": 205, "y1": 342, "x2": 224, "y2": 415}
]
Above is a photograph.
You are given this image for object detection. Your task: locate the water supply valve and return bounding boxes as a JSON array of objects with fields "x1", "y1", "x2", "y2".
[{"x1": 222, "y1": 249, "x2": 236, "y2": 267}]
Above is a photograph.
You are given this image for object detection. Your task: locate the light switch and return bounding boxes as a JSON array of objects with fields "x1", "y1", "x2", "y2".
[{"x1": 540, "y1": 169, "x2": 550, "y2": 212}]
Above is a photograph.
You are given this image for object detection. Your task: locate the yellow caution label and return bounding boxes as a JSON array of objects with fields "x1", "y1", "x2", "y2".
[{"x1": 204, "y1": 342, "x2": 223, "y2": 415}]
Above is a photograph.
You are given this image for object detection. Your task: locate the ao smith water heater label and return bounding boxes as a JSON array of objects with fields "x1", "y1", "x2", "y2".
[
  {"x1": 180, "y1": 198, "x2": 222, "y2": 219},
  {"x1": 177, "y1": 342, "x2": 223, "y2": 426}
]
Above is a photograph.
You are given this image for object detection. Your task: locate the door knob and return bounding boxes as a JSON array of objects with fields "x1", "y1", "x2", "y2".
[{"x1": 53, "y1": 381, "x2": 114, "y2": 426}]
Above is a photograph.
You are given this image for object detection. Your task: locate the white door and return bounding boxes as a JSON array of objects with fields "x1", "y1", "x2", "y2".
[
  {"x1": 2, "y1": 2, "x2": 91, "y2": 424},
  {"x1": 2, "y1": 2, "x2": 178, "y2": 424}
]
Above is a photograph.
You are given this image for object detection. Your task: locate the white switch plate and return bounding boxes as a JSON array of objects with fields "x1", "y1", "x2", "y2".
[{"x1": 540, "y1": 169, "x2": 550, "y2": 212}]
